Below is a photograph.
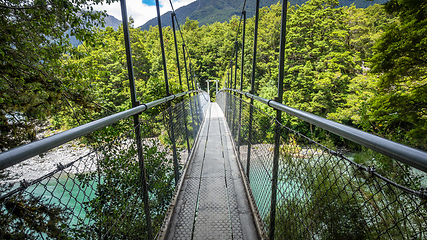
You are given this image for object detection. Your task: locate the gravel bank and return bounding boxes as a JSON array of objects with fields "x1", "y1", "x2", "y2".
[{"x1": 1, "y1": 141, "x2": 92, "y2": 185}]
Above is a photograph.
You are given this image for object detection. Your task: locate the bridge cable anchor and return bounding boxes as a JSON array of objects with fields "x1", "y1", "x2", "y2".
[
  {"x1": 20, "y1": 179, "x2": 29, "y2": 189},
  {"x1": 57, "y1": 163, "x2": 65, "y2": 171}
]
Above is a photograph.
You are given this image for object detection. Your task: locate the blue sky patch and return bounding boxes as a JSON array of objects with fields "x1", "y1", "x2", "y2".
[{"x1": 142, "y1": 0, "x2": 156, "y2": 6}]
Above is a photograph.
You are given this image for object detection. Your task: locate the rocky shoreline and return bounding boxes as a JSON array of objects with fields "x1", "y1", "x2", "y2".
[
  {"x1": 1, "y1": 141, "x2": 92, "y2": 185},
  {"x1": 1, "y1": 138, "x2": 190, "y2": 186}
]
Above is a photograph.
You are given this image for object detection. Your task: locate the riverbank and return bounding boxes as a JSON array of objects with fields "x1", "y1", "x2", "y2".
[{"x1": 1, "y1": 141, "x2": 92, "y2": 184}]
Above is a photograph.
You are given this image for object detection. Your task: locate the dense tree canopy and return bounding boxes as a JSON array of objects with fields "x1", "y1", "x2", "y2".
[
  {"x1": 0, "y1": 0, "x2": 116, "y2": 150},
  {"x1": 369, "y1": 0, "x2": 427, "y2": 147},
  {"x1": 1, "y1": 0, "x2": 425, "y2": 151}
]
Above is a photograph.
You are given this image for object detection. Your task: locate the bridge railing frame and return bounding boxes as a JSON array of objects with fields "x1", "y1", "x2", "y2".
[
  {"x1": 223, "y1": 88, "x2": 427, "y2": 173},
  {"x1": 0, "y1": 90, "x2": 200, "y2": 170},
  {"x1": 0, "y1": 90, "x2": 209, "y2": 239},
  {"x1": 219, "y1": 88, "x2": 427, "y2": 239}
]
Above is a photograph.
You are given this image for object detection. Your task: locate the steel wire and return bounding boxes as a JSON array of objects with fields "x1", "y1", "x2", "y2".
[
  {"x1": 218, "y1": 91, "x2": 427, "y2": 239},
  {"x1": 0, "y1": 92, "x2": 209, "y2": 239}
]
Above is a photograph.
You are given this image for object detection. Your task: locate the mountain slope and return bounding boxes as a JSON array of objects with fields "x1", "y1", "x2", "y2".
[
  {"x1": 104, "y1": 15, "x2": 122, "y2": 30},
  {"x1": 139, "y1": 0, "x2": 278, "y2": 31},
  {"x1": 70, "y1": 15, "x2": 121, "y2": 46},
  {"x1": 139, "y1": 0, "x2": 388, "y2": 31}
]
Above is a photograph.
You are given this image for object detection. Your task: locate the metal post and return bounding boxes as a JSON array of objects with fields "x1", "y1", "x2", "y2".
[
  {"x1": 230, "y1": 60, "x2": 233, "y2": 89},
  {"x1": 190, "y1": 66, "x2": 201, "y2": 127},
  {"x1": 183, "y1": 44, "x2": 197, "y2": 140},
  {"x1": 206, "y1": 80, "x2": 210, "y2": 100},
  {"x1": 270, "y1": 1, "x2": 288, "y2": 239},
  {"x1": 188, "y1": 61, "x2": 199, "y2": 129},
  {"x1": 171, "y1": 14, "x2": 191, "y2": 153},
  {"x1": 155, "y1": 0, "x2": 180, "y2": 186},
  {"x1": 120, "y1": 0, "x2": 152, "y2": 238},
  {"x1": 183, "y1": 44, "x2": 190, "y2": 91},
  {"x1": 232, "y1": 41, "x2": 239, "y2": 138},
  {"x1": 240, "y1": 11, "x2": 246, "y2": 92},
  {"x1": 237, "y1": 10, "x2": 246, "y2": 157},
  {"x1": 189, "y1": 62, "x2": 195, "y2": 90},
  {"x1": 234, "y1": 41, "x2": 238, "y2": 90},
  {"x1": 171, "y1": 13, "x2": 190, "y2": 153},
  {"x1": 226, "y1": 71, "x2": 230, "y2": 120},
  {"x1": 227, "y1": 71, "x2": 230, "y2": 88},
  {"x1": 247, "y1": 0, "x2": 260, "y2": 180},
  {"x1": 156, "y1": 0, "x2": 170, "y2": 97},
  {"x1": 171, "y1": 12, "x2": 182, "y2": 87}
]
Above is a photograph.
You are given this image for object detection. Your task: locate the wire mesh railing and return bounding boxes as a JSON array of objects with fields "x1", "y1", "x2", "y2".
[
  {"x1": 0, "y1": 92, "x2": 209, "y2": 239},
  {"x1": 217, "y1": 90, "x2": 427, "y2": 240}
]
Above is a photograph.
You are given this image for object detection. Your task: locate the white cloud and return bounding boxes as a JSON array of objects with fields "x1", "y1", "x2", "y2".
[{"x1": 92, "y1": 0, "x2": 196, "y2": 27}]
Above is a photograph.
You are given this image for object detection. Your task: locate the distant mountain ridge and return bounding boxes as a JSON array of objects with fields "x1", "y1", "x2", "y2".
[
  {"x1": 70, "y1": 15, "x2": 121, "y2": 46},
  {"x1": 104, "y1": 15, "x2": 122, "y2": 30},
  {"x1": 139, "y1": 0, "x2": 388, "y2": 31}
]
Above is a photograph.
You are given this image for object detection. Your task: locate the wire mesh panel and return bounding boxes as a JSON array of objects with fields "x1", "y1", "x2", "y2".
[
  {"x1": 218, "y1": 91, "x2": 427, "y2": 240},
  {"x1": 0, "y1": 92, "x2": 209, "y2": 239}
]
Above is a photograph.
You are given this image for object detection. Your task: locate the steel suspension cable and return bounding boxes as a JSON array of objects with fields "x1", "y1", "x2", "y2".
[
  {"x1": 167, "y1": 0, "x2": 197, "y2": 91},
  {"x1": 225, "y1": 0, "x2": 248, "y2": 89}
]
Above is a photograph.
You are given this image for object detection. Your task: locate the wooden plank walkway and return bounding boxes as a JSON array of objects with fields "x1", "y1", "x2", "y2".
[{"x1": 162, "y1": 103, "x2": 259, "y2": 240}]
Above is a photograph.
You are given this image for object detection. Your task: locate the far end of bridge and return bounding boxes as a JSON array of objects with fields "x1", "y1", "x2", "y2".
[{"x1": 159, "y1": 102, "x2": 262, "y2": 240}]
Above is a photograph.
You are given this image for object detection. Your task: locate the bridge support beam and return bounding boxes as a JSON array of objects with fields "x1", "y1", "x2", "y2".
[
  {"x1": 237, "y1": 10, "x2": 246, "y2": 157},
  {"x1": 171, "y1": 12, "x2": 182, "y2": 87},
  {"x1": 270, "y1": 1, "x2": 288, "y2": 239},
  {"x1": 156, "y1": 0, "x2": 180, "y2": 187},
  {"x1": 247, "y1": 0, "x2": 260, "y2": 182},
  {"x1": 183, "y1": 47, "x2": 197, "y2": 140},
  {"x1": 171, "y1": 13, "x2": 191, "y2": 153},
  {"x1": 120, "y1": 0, "x2": 153, "y2": 238}
]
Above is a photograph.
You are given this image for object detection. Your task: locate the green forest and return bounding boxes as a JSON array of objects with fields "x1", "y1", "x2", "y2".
[{"x1": 1, "y1": 0, "x2": 426, "y2": 151}]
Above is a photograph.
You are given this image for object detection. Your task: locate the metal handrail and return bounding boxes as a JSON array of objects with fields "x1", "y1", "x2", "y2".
[
  {"x1": 222, "y1": 88, "x2": 427, "y2": 173},
  {"x1": 0, "y1": 90, "x2": 200, "y2": 170}
]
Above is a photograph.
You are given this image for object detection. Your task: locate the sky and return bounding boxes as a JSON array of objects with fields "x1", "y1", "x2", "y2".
[{"x1": 92, "y1": 0, "x2": 197, "y2": 27}]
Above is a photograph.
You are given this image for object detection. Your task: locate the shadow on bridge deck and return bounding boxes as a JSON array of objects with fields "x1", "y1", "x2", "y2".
[{"x1": 162, "y1": 102, "x2": 259, "y2": 240}]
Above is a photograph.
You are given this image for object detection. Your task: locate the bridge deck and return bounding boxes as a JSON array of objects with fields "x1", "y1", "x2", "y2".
[{"x1": 164, "y1": 103, "x2": 258, "y2": 240}]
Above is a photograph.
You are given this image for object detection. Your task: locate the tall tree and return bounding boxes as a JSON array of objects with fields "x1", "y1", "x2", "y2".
[
  {"x1": 0, "y1": 0, "x2": 113, "y2": 150},
  {"x1": 370, "y1": 0, "x2": 427, "y2": 148},
  {"x1": 283, "y1": 0, "x2": 357, "y2": 116}
]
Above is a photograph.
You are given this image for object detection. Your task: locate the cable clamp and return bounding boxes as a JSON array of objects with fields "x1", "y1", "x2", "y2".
[
  {"x1": 367, "y1": 165, "x2": 376, "y2": 173},
  {"x1": 20, "y1": 179, "x2": 29, "y2": 189},
  {"x1": 57, "y1": 163, "x2": 65, "y2": 171},
  {"x1": 418, "y1": 188, "x2": 427, "y2": 200},
  {"x1": 141, "y1": 103, "x2": 148, "y2": 111}
]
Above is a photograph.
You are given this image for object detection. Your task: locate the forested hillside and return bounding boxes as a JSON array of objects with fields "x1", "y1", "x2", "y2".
[
  {"x1": 1, "y1": 0, "x2": 426, "y2": 152},
  {"x1": 139, "y1": 0, "x2": 388, "y2": 30}
]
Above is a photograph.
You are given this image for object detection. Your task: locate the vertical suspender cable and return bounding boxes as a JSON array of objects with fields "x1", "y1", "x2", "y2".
[
  {"x1": 238, "y1": 10, "x2": 246, "y2": 162},
  {"x1": 183, "y1": 44, "x2": 197, "y2": 140},
  {"x1": 270, "y1": 1, "x2": 288, "y2": 239},
  {"x1": 230, "y1": 60, "x2": 233, "y2": 90},
  {"x1": 234, "y1": 41, "x2": 239, "y2": 90},
  {"x1": 227, "y1": 71, "x2": 230, "y2": 88},
  {"x1": 247, "y1": 0, "x2": 260, "y2": 180},
  {"x1": 156, "y1": 0, "x2": 171, "y2": 97},
  {"x1": 232, "y1": 41, "x2": 239, "y2": 137},
  {"x1": 189, "y1": 62, "x2": 195, "y2": 90},
  {"x1": 239, "y1": 11, "x2": 246, "y2": 92},
  {"x1": 120, "y1": 0, "x2": 153, "y2": 238},
  {"x1": 155, "y1": 0, "x2": 180, "y2": 186},
  {"x1": 171, "y1": 12, "x2": 182, "y2": 87},
  {"x1": 171, "y1": 12, "x2": 191, "y2": 153},
  {"x1": 183, "y1": 44, "x2": 190, "y2": 91}
]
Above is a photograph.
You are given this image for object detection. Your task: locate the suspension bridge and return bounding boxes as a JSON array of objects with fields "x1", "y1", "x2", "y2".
[{"x1": 1, "y1": 0, "x2": 427, "y2": 239}]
